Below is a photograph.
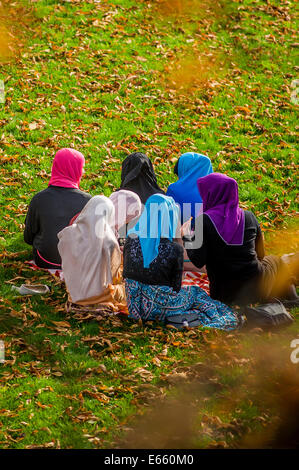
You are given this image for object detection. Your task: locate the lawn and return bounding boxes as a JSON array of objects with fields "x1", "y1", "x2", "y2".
[{"x1": 0, "y1": 0, "x2": 298, "y2": 449}]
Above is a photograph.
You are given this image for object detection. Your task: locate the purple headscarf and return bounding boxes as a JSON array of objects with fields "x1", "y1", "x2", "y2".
[{"x1": 197, "y1": 173, "x2": 245, "y2": 245}]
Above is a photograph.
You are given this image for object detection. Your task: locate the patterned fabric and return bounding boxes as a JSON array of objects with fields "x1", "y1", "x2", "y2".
[
  {"x1": 182, "y1": 271, "x2": 210, "y2": 295},
  {"x1": 125, "y1": 278, "x2": 239, "y2": 331},
  {"x1": 65, "y1": 301, "x2": 115, "y2": 321}
]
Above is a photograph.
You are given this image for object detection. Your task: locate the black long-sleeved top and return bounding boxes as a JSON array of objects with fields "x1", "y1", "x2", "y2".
[
  {"x1": 123, "y1": 237, "x2": 184, "y2": 292},
  {"x1": 24, "y1": 186, "x2": 91, "y2": 268},
  {"x1": 185, "y1": 210, "x2": 265, "y2": 304}
]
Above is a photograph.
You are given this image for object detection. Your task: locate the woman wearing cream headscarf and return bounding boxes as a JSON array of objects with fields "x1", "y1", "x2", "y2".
[
  {"x1": 109, "y1": 189, "x2": 142, "y2": 237},
  {"x1": 58, "y1": 196, "x2": 127, "y2": 315},
  {"x1": 69, "y1": 190, "x2": 142, "y2": 239}
]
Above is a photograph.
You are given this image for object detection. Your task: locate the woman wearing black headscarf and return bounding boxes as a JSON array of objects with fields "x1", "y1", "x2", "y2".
[{"x1": 119, "y1": 152, "x2": 164, "y2": 204}]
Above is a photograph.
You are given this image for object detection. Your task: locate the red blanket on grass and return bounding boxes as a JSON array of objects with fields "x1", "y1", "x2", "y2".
[{"x1": 182, "y1": 271, "x2": 210, "y2": 295}]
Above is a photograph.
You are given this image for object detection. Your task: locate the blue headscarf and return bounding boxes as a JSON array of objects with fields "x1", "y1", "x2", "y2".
[
  {"x1": 127, "y1": 194, "x2": 179, "y2": 268},
  {"x1": 166, "y1": 152, "x2": 213, "y2": 223}
]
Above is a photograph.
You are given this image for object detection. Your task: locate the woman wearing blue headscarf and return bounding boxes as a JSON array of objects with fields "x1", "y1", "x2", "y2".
[
  {"x1": 124, "y1": 194, "x2": 183, "y2": 291},
  {"x1": 123, "y1": 194, "x2": 239, "y2": 330},
  {"x1": 166, "y1": 152, "x2": 213, "y2": 224}
]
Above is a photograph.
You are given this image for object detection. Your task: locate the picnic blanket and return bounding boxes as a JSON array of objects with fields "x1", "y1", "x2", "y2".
[
  {"x1": 25, "y1": 260, "x2": 64, "y2": 281},
  {"x1": 24, "y1": 263, "x2": 210, "y2": 319},
  {"x1": 25, "y1": 262, "x2": 209, "y2": 293},
  {"x1": 182, "y1": 271, "x2": 210, "y2": 295}
]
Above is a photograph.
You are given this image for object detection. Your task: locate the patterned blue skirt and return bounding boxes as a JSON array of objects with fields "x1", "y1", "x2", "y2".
[{"x1": 125, "y1": 279, "x2": 239, "y2": 331}]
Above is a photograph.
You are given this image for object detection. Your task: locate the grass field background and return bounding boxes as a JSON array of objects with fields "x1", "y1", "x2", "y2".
[{"x1": 0, "y1": 0, "x2": 298, "y2": 449}]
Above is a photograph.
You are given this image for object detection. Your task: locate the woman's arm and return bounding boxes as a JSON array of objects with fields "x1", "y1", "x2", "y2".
[
  {"x1": 184, "y1": 215, "x2": 207, "y2": 269},
  {"x1": 255, "y1": 222, "x2": 265, "y2": 260},
  {"x1": 24, "y1": 198, "x2": 39, "y2": 246},
  {"x1": 186, "y1": 243, "x2": 207, "y2": 269},
  {"x1": 172, "y1": 245, "x2": 184, "y2": 292}
]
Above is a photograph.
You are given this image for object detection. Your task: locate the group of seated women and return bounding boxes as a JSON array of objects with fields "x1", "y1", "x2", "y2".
[{"x1": 24, "y1": 148, "x2": 299, "y2": 330}]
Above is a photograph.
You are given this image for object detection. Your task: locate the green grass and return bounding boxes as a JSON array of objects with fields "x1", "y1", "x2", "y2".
[{"x1": 0, "y1": 0, "x2": 298, "y2": 449}]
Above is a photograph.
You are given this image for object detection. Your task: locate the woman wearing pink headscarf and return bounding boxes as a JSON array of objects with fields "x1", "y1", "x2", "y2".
[{"x1": 24, "y1": 148, "x2": 91, "y2": 268}]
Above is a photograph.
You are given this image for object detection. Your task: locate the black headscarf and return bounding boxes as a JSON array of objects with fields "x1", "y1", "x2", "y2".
[{"x1": 119, "y1": 152, "x2": 164, "y2": 204}]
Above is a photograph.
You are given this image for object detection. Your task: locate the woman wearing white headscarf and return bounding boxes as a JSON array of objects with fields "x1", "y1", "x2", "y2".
[{"x1": 58, "y1": 196, "x2": 126, "y2": 314}]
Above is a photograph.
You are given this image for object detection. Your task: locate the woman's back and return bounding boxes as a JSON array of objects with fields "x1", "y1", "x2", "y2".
[
  {"x1": 24, "y1": 148, "x2": 91, "y2": 268},
  {"x1": 187, "y1": 211, "x2": 263, "y2": 303},
  {"x1": 123, "y1": 237, "x2": 184, "y2": 293},
  {"x1": 24, "y1": 186, "x2": 91, "y2": 266},
  {"x1": 58, "y1": 196, "x2": 121, "y2": 304}
]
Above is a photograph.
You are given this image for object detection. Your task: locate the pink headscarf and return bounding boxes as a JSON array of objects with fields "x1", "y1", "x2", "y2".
[{"x1": 48, "y1": 148, "x2": 85, "y2": 189}]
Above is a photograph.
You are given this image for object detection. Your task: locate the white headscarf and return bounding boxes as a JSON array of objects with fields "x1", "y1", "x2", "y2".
[
  {"x1": 109, "y1": 190, "x2": 142, "y2": 235},
  {"x1": 57, "y1": 196, "x2": 121, "y2": 303}
]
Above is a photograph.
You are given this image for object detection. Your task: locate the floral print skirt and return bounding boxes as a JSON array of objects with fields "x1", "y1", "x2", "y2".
[{"x1": 125, "y1": 279, "x2": 239, "y2": 331}]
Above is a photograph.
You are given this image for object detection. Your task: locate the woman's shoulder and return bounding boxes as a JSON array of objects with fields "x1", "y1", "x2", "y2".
[
  {"x1": 124, "y1": 235, "x2": 140, "y2": 249},
  {"x1": 28, "y1": 187, "x2": 91, "y2": 212},
  {"x1": 166, "y1": 181, "x2": 178, "y2": 196},
  {"x1": 28, "y1": 187, "x2": 52, "y2": 205},
  {"x1": 174, "y1": 241, "x2": 184, "y2": 256},
  {"x1": 123, "y1": 236, "x2": 141, "y2": 264},
  {"x1": 160, "y1": 238, "x2": 183, "y2": 254},
  {"x1": 69, "y1": 188, "x2": 92, "y2": 200},
  {"x1": 200, "y1": 212, "x2": 214, "y2": 228},
  {"x1": 244, "y1": 210, "x2": 259, "y2": 226}
]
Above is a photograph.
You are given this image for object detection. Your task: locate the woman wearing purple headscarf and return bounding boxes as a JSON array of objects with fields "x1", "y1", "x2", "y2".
[{"x1": 184, "y1": 173, "x2": 298, "y2": 306}]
